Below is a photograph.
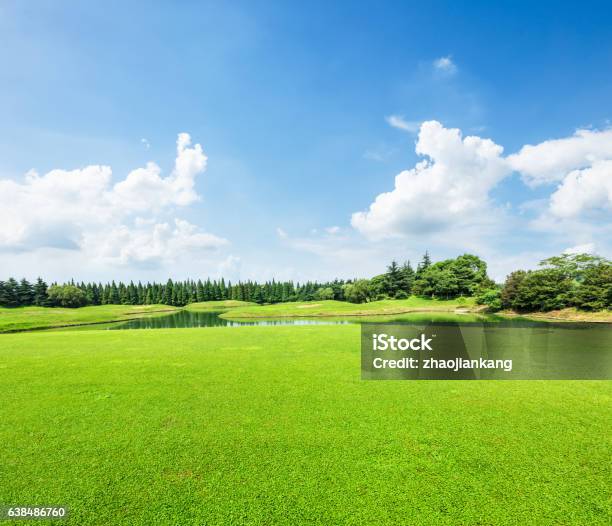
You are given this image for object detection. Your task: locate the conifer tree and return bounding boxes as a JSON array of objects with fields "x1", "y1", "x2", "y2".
[
  {"x1": 416, "y1": 251, "x2": 432, "y2": 277},
  {"x1": 110, "y1": 281, "x2": 120, "y2": 304},
  {"x1": 0, "y1": 281, "x2": 9, "y2": 306},
  {"x1": 33, "y1": 278, "x2": 49, "y2": 306},
  {"x1": 2, "y1": 278, "x2": 20, "y2": 307},
  {"x1": 399, "y1": 261, "x2": 415, "y2": 295},
  {"x1": 384, "y1": 261, "x2": 402, "y2": 297},
  {"x1": 16, "y1": 278, "x2": 34, "y2": 306}
]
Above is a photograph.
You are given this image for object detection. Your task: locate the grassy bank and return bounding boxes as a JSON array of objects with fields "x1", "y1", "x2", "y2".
[
  {"x1": 2, "y1": 299, "x2": 608, "y2": 333},
  {"x1": 0, "y1": 304, "x2": 179, "y2": 333},
  {"x1": 3, "y1": 299, "x2": 471, "y2": 333},
  {"x1": 1, "y1": 327, "x2": 610, "y2": 525},
  {"x1": 185, "y1": 300, "x2": 256, "y2": 311},
  {"x1": 503, "y1": 307, "x2": 612, "y2": 323},
  {"x1": 219, "y1": 297, "x2": 477, "y2": 319}
]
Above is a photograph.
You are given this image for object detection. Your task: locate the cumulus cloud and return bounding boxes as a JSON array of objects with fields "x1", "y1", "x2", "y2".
[
  {"x1": 0, "y1": 133, "x2": 226, "y2": 265},
  {"x1": 507, "y1": 127, "x2": 612, "y2": 222},
  {"x1": 352, "y1": 121, "x2": 509, "y2": 239},
  {"x1": 433, "y1": 56, "x2": 457, "y2": 74},
  {"x1": 352, "y1": 121, "x2": 612, "y2": 253},
  {"x1": 385, "y1": 115, "x2": 420, "y2": 133},
  {"x1": 548, "y1": 160, "x2": 612, "y2": 218},
  {"x1": 114, "y1": 133, "x2": 206, "y2": 211},
  {"x1": 507, "y1": 128, "x2": 612, "y2": 186}
]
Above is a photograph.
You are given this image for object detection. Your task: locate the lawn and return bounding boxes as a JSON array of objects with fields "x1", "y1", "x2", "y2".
[
  {"x1": 219, "y1": 297, "x2": 477, "y2": 319},
  {"x1": 0, "y1": 325, "x2": 609, "y2": 525},
  {"x1": 0, "y1": 304, "x2": 179, "y2": 333},
  {"x1": 0, "y1": 299, "x2": 467, "y2": 333},
  {"x1": 185, "y1": 300, "x2": 256, "y2": 311},
  {"x1": 503, "y1": 307, "x2": 612, "y2": 323}
]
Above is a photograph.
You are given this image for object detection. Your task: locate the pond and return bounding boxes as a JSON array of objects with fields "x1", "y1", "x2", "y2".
[
  {"x1": 107, "y1": 310, "x2": 353, "y2": 329},
  {"x1": 105, "y1": 309, "x2": 609, "y2": 331}
]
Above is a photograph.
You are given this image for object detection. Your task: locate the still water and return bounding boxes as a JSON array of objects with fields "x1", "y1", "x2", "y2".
[
  {"x1": 108, "y1": 310, "x2": 352, "y2": 329},
  {"x1": 105, "y1": 309, "x2": 611, "y2": 332}
]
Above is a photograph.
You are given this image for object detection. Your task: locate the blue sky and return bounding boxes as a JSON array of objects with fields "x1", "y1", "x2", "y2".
[{"x1": 1, "y1": 1, "x2": 611, "y2": 283}]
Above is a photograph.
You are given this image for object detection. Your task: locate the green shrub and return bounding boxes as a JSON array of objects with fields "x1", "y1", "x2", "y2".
[
  {"x1": 47, "y1": 285, "x2": 88, "y2": 308},
  {"x1": 315, "y1": 287, "x2": 335, "y2": 301},
  {"x1": 342, "y1": 280, "x2": 375, "y2": 304},
  {"x1": 475, "y1": 288, "x2": 502, "y2": 312}
]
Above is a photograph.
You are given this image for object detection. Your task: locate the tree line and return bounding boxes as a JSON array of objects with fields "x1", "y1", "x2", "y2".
[
  {"x1": 345, "y1": 251, "x2": 611, "y2": 312},
  {"x1": 0, "y1": 277, "x2": 349, "y2": 308},
  {"x1": 1, "y1": 251, "x2": 610, "y2": 312},
  {"x1": 495, "y1": 253, "x2": 611, "y2": 312},
  {"x1": 336, "y1": 252, "x2": 494, "y2": 304}
]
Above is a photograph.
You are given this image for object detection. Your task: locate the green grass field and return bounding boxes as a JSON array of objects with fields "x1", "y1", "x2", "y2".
[
  {"x1": 185, "y1": 300, "x2": 256, "y2": 311},
  {"x1": 0, "y1": 298, "x2": 478, "y2": 333},
  {"x1": 0, "y1": 305, "x2": 179, "y2": 333},
  {"x1": 1, "y1": 325, "x2": 610, "y2": 525},
  {"x1": 219, "y1": 297, "x2": 477, "y2": 319}
]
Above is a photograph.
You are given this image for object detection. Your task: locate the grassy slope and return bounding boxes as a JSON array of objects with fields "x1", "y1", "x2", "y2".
[
  {"x1": 185, "y1": 300, "x2": 256, "y2": 311},
  {"x1": 1, "y1": 326, "x2": 609, "y2": 525},
  {"x1": 503, "y1": 307, "x2": 612, "y2": 323},
  {"x1": 0, "y1": 304, "x2": 178, "y2": 333},
  {"x1": 220, "y1": 297, "x2": 477, "y2": 319}
]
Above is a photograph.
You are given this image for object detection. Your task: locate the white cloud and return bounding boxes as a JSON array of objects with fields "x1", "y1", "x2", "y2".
[
  {"x1": 276, "y1": 227, "x2": 288, "y2": 239},
  {"x1": 507, "y1": 127, "x2": 612, "y2": 222},
  {"x1": 0, "y1": 133, "x2": 226, "y2": 265},
  {"x1": 325, "y1": 226, "x2": 341, "y2": 235},
  {"x1": 141, "y1": 138, "x2": 150, "y2": 150},
  {"x1": 385, "y1": 115, "x2": 420, "y2": 133},
  {"x1": 507, "y1": 128, "x2": 612, "y2": 186},
  {"x1": 564, "y1": 243, "x2": 596, "y2": 255},
  {"x1": 351, "y1": 121, "x2": 509, "y2": 239},
  {"x1": 114, "y1": 133, "x2": 206, "y2": 212},
  {"x1": 548, "y1": 160, "x2": 612, "y2": 218},
  {"x1": 353, "y1": 121, "x2": 612, "y2": 260},
  {"x1": 433, "y1": 56, "x2": 457, "y2": 74},
  {"x1": 85, "y1": 219, "x2": 227, "y2": 265}
]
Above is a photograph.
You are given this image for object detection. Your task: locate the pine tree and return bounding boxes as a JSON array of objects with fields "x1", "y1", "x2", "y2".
[
  {"x1": 254, "y1": 286, "x2": 264, "y2": 304},
  {"x1": 416, "y1": 251, "x2": 432, "y2": 277},
  {"x1": 110, "y1": 281, "x2": 120, "y2": 304},
  {"x1": 163, "y1": 279, "x2": 174, "y2": 305},
  {"x1": 16, "y1": 278, "x2": 35, "y2": 306},
  {"x1": 85, "y1": 283, "x2": 95, "y2": 304},
  {"x1": 399, "y1": 261, "x2": 415, "y2": 295},
  {"x1": 0, "y1": 281, "x2": 7, "y2": 306},
  {"x1": 137, "y1": 282, "x2": 144, "y2": 304},
  {"x1": 196, "y1": 280, "x2": 204, "y2": 302},
  {"x1": 384, "y1": 261, "x2": 402, "y2": 297},
  {"x1": 92, "y1": 283, "x2": 101, "y2": 305},
  {"x1": 2, "y1": 278, "x2": 20, "y2": 307}
]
